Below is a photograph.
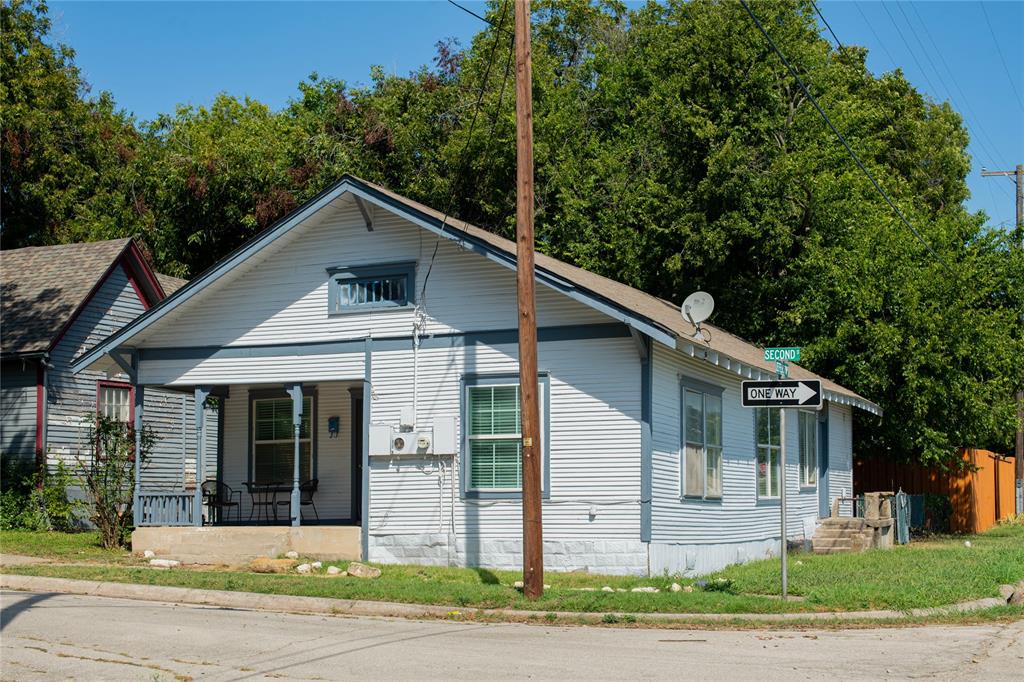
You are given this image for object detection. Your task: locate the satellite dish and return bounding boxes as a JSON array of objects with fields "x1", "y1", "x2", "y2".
[{"x1": 681, "y1": 291, "x2": 714, "y2": 342}]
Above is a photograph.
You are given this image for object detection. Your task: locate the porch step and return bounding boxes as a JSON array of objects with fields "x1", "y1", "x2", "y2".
[{"x1": 812, "y1": 518, "x2": 873, "y2": 555}]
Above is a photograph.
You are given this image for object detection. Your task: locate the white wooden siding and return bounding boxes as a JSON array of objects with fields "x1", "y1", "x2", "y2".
[
  {"x1": 136, "y1": 196, "x2": 607, "y2": 352},
  {"x1": 1, "y1": 359, "x2": 37, "y2": 462},
  {"x1": 650, "y1": 342, "x2": 830, "y2": 544},
  {"x1": 828, "y1": 401, "x2": 854, "y2": 513},
  {"x1": 368, "y1": 338, "x2": 641, "y2": 541}
]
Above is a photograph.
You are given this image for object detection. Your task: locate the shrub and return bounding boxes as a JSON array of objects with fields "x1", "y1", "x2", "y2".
[
  {"x1": 696, "y1": 577, "x2": 735, "y2": 593},
  {"x1": 0, "y1": 453, "x2": 80, "y2": 531},
  {"x1": 76, "y1": 416, "x2": 155, "y2": 549}
]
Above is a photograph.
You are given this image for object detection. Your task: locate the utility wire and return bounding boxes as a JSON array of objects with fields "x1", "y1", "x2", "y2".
[
  {"x1": 879, "y1": 0, "x2": 1007, "y2": 169},
  {"x1": 447, "y1": 0, "x2": 514, "y2": 36},
  {"x1": 420, "y1": 0, "x2": 511, "y2": 305},
  {"x1": 738, "y1": 0, "x2": 955, "y2": 277},
  {"x1": 978, "y1": 1, "x2": 1024, "y2": 112}
]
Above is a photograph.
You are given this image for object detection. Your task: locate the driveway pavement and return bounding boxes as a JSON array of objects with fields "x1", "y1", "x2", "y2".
[{"x1": 1, "y1": 590, "x2": 1022, "y2": 680}]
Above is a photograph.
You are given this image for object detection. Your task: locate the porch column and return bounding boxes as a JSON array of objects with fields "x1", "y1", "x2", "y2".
[
  {"x1": 286, "y1": 383, "x2": 304, "y2": 527},
  {"x1": 132, "y1": 384, "x2": 145, "y2": 527},
  {"x1": 193, "y1": 386, "x2": 211, "y2": 526}
]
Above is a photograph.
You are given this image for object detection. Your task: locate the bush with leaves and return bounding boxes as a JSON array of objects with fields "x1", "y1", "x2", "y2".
[
  {"x1": 0, "y1": 453, "x2": 81, "y2": 531},
  {"x1": 76, "y1": 417, "x2": 155, "y2": 549}
]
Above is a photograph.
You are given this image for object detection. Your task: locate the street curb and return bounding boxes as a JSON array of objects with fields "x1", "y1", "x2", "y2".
[{"x1": 0, "y1": 574, "x2": 1010, "y2": 624}]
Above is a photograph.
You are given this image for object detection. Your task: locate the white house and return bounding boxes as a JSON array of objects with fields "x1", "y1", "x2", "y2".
[{"x1": 73, "y1": 175, "x2": 880, "y2": 576}]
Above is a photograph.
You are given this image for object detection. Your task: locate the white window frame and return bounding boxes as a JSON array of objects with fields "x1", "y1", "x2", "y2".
[
  {"x1": 755, "y1": 407, "x2": 782, "y2": 499},
  {"x1": 461, "y1": 374, "x2": 549, "y2": 499},
  {"x1": 680, "y1": 379, "x2": 724, "y2": 500},
  {"x1": 798, "y1": 409, "x2": 817, "y2": 488}
]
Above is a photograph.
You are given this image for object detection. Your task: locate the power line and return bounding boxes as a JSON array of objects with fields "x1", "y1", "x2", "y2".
[
  {"x1": 880, "y1": 0, "x2": 1007, "y2": 170},
  {"x1": 420, "y1": 0, "x2": 512, "y2": 305},
  {"x1": 978, "y1": 1, "x2": 1024, "y2": 112},
  {"x1": 738, "y1": 0, "x2": 955, "y2": 277},
  {"x1": 447, "y1": 0, "x2": 514, "y2": 36}
]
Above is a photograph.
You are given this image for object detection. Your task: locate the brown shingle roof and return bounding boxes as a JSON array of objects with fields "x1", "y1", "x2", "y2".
[
  {"x1": 1, "y1": 239, "x2": 136, "y2": 356},
  {"x1": 155, "y1": 272, "x2": 187, "y2": 296}
]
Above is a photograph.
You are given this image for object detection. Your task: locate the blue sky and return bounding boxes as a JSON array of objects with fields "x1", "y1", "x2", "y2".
[{"x1": 49, "y1": 1, "x2": 1023, "y2": 229}]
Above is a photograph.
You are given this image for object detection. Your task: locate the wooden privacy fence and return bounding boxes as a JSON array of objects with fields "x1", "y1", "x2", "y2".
[{"x1": 855, "y1": 448, "x2": 1017, "y2": 534}]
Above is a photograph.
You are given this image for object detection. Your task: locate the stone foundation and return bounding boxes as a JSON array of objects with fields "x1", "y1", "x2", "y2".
[{"x1": 369, "y1": 533, "x2": 649, "y2": 575}]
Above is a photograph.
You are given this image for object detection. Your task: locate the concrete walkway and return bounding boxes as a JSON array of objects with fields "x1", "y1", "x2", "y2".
[
  {"x1": 2, "y1": 589, "x2": 1022, "y2": 680},
  {"x1": 0, "y1": 573, "x2": 1012, "y2": 624}
]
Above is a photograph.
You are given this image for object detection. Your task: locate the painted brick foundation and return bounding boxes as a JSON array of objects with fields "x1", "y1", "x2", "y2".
[{"x1": 369, "y1": 533, "x2": 649, "y2": 575}]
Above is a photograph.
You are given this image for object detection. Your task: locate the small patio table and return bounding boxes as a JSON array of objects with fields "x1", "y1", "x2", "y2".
[{"x1": 243, "y1": 481, "x2": 287, "y2": 524}]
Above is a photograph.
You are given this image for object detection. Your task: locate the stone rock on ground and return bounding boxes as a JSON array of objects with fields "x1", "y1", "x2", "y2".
[
  {"x1": 311, "y1": 561, "x2": 322, "y2": 569},
  {"x1": 249, "y1": 557, "x2": 298, "y2": 574},
  {"x1": 999, "y1": 584, "x2": 1016, "y2": 601},
  {"x1": 1010, "y1": 580, "x2": 1024, "y2": 606},
  {"x1": 284, "y1": 551, "x2": 299, "y2": 559},
  {"x1": 296, "y1": 563, "x2": 312, "y2": 574},
  {"x1": 631, "y1": 586, "x2": 659, "y2": 593},
  {"x1": 601, "y1": 586, "x2": 614, "y2": 593},
  {"x1": 149, "y1": 559, "x2": 179, "y2": 569},
  {"x1": 670, "y1": 583, "x2": 682, "y2": 593},
  {"x1": 326, "y1": 566, "x2": 344, "y2": 576},
  {"x1": 143, "y1": 550, "x2": 155, "y2": 559},
  {"x1": 346, "y1": 562, "x2": 382, "y2": 579},
  {"x1": 683, "y1": 585, "x2": 694, "y2": 593}
]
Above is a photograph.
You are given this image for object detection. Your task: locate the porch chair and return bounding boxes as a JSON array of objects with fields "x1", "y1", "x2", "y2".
[
  {"x1": 276, "y1": 479, "x2": 320, "y2": 524},
  {"x1": 201, "y1": 480, "x2": 242, "y2": 525}
]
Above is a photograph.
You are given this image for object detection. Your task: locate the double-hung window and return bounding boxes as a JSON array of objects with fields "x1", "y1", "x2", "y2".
[
  {"x1": 755, "y1": 407, "x2": 781, "y2": 498},
  {"x1": 464, "y1": 375, "x2": 547, "y2": 496},
  {"x1": 798, "y1": 410, "x2": 817, "y2": 487},
  {"x1": 252, "y1": 396, "x2": 312, "y2": 483},
  {"x1": 681, "y1": 381, "x2": 723, "y2": 499},
  {"x1": 97, "y1": 381, "x2": 132, "y2": 423},
  {"x1": 327, "y1": 262, "x2": 415, "y2": 314}
]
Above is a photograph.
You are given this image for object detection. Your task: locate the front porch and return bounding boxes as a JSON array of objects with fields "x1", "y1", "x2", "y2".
[{"x1": 131, "y1": 379, "x2": 366, "y2": 562}]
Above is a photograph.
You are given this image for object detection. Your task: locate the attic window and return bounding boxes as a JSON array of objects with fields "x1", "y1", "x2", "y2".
[{"x1": 327, "y1": 262, "x2": 415, "y2": 314}]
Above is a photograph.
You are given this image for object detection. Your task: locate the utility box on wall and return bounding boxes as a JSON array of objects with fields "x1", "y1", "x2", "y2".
[{"x1": 369, "y1": 415, "x2": 457, "y2": 456}]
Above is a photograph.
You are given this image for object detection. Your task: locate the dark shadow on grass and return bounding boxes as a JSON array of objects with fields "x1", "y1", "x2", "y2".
[{"x1": 471, "y1": 567, "x2": 501, "y2": 585}]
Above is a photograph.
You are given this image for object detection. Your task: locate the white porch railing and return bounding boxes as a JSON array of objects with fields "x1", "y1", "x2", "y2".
[{"x1": 138, "y1": 492, "x2": 196, "y2": 526}]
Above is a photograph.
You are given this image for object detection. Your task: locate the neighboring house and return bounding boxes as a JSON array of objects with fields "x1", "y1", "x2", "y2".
[
  {"x1": 0, "y1": 239, "x2": 215, "y2": 491},
  {"x1": 73, "y1": 176, "x2": 880, "y2": 576}
]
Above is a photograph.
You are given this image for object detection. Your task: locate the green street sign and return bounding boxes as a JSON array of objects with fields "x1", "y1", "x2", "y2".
[{"x1": 764, "y1": 347, "x2": 801, "y2": 362}]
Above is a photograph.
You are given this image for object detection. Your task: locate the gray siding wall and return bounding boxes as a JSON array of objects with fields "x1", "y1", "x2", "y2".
[
  {"x1": 1, "y1": 359, "x2": 37, "y2": 463},
  {"x1": 45, "y1": 264, "x2": 214, "y2": 487}
]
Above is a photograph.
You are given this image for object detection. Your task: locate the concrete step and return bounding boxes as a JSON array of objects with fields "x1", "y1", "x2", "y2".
[
  {"x1": 812, "y1": 539, "x2": 852, "y2": 551},
  {"x1": 819, "y1": 518, "x2": 867, "y2": 530},
  {"x1": 813, "y1": 528, "x2": 858, "y2": 540}
]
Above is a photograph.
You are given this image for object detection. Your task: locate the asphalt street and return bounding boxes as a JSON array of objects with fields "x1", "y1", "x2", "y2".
[{"x1": 1, "y1": 590, "x2": 1022, "y2": 680}]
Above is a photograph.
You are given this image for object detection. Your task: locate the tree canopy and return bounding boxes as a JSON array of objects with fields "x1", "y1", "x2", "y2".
[{"x1": 2, "y1": 0, "x2": 1021, "y2": 465}]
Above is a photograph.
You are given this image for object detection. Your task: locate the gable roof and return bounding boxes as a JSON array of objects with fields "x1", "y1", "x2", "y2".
[
  {"x1": 70, "y1": 175, "x2": 880, "y2": 415},
  {"x1": 0, "y1": 238, "x2": 181, "y2": 358}
]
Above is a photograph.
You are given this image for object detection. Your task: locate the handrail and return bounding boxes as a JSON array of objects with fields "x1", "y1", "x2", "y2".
[{"x1": 138, "y1": 492, "x2": 195, "y2": 526}]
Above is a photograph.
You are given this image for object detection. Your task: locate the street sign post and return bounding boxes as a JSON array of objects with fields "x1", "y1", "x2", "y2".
[
  {"x1": 741, "y1": 380, "x2": 822, "y2": 408},
  {"x1": 741, "y1": 376, "x2": 822, "y2": 601}
]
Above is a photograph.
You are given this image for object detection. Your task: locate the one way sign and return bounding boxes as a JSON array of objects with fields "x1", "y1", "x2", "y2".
[{"x1": 741, "y1": 380, "x2": 822, "y2": 408}]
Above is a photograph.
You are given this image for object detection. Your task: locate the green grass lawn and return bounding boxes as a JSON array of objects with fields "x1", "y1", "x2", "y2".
[
  {"x1": 0, "y1": 529, "x2": 135, "y2": 563},
  {"x1": 713, "y1": 523, "x2": 1024, "y2": 611},
  {"x1": 3, "y1": 525, "x2": 1022, "y2": 615}
]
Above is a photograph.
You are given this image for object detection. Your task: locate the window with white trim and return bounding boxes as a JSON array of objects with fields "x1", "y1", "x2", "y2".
[
  {"x1": 682, "y1": 387, "x2": 723, "y2": 499},
  {"x1": 465, "y1": 380, "x2": 546, "y2": 493},
  {"x1": 798, "y1": 410, "x2": 817, "y2": 487},
  {"x1": 252, "y1": 397, "x2": 312, "y2": 483},
  {"x1": 327, "y1": 262, "x2": 415, "y2": 313},
  {"x1": 98, "y1": 383, "x2": 131, "y2": 422},
  {"x1": 755, "y1": 407, "x2": 781, "y2": 498}
]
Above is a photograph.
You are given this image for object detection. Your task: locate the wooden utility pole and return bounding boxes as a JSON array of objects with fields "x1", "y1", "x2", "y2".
[
  {"x1": 514, "y1": 0, "x2": 543, "y2": 600},
  {"x1": 981, "y1": 164, "x2": 1023, "y2": 514}
]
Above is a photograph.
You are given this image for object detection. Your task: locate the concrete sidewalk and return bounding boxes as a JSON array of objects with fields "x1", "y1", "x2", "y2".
[{"x1": 0, "y1": 573, "x2": 1012, "y2": 624}]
